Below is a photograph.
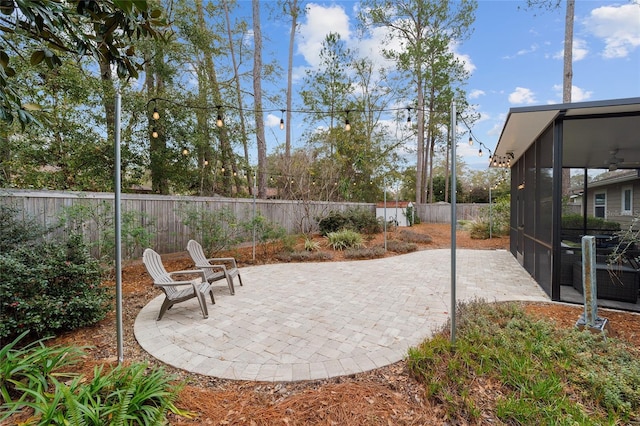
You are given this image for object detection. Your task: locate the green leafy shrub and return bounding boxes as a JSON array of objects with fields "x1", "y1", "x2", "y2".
[
  {"x1": 0, "y1": 334, "x2": 190, "y2": 425},
  {"x1": 344, "y1": 246, "x2": 386, "y2": 259},
  {"x1": 466, "y1": 196, "x2": 511, "y2": 240},
  {"x1": 397, "y1": 229, "x2": 432, "y2": 244},
  {"x1": 317, "y1": 208, "x2": 380, "y2": 235},
  {"x1": 178, "y1": 203, "x2": 242, "y2": 255},
  {"x1": 0, "y1": 205, "x2": 45, "y2": 253},
  {"x1": 325, "y1": 229, "x2": 364, "y2": 251},
  {"x1": 386, "y1": 240, "x2": 418, "y2": 253},
  {"x1": 58, "y1": 201, "x2": 156, "y2": 261},
  {"x1": 240, "y1": 212, "x2": 289, "y2": 256},
  {"x1": 0, "y1": 207, "x2": 110, "y2": 344},
  {"x1": 562, "y1": 213, "x2": 620, "y2": 234}
]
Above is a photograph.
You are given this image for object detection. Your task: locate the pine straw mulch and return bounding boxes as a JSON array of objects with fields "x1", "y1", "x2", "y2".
[{"x1": 47, "y1": 223, "x2": 640, "y2": 425}]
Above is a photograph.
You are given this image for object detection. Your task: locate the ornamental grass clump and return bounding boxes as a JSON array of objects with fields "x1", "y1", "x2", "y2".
[{"x1": 325, "y1": 229, "x2": 364, "y2": 251}]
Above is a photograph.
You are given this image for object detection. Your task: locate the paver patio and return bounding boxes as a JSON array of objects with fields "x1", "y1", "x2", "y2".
[{"x1": 134, "y1": 249, "x2": 549, "y2": 382}]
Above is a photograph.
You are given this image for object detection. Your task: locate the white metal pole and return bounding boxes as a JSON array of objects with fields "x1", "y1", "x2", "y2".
[{"x1": 114, "y1": 90, "x2": 123, "y2": 363}]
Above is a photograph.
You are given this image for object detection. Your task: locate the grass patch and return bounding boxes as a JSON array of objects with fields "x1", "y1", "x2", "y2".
[
  {"x1": 343, "y1": 247, "x2": 386, "y2": 259},
  {"x1": 396, "y1": 229, "x2": 432, "y2": 244},
  {"x1": 407, "y1": 300, "x2": 640, "y2": 424}
]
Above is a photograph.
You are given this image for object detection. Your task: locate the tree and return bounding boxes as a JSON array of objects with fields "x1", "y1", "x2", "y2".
[
  {"x1": 524, "y1": 0, "x2": 574, "y2": 195},
  {"x1": 0, "y1": 0, "x2": 165, "y2": 128},
  {"x1": 361, "y1": 0, "x2": 477, "y2": 204},
  {"x1": 253, "y1": 0, "x2": 268, "y2": 198}
]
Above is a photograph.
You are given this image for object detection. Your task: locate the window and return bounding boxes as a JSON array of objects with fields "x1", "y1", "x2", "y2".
[
  {"x1": 622, "y1": 186, "x2": 633, "y2": 215},
  {"x1": 594, "y1": 192, "x2": 606, "y2": 218}
]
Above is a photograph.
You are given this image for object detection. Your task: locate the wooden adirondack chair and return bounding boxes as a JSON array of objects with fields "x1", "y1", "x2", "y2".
[
  {"x1": 142, "y1": 248, "x2": 215, "y2": 320},
  {"x1": 187, "y1": 239, "x2": 243, "y2": 295}
]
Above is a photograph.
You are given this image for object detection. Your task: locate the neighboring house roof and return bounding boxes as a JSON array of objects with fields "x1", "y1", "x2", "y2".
[
  {"x1": 588, "y1": 169, "x2": 640, "y2": 189},
  {"x1": 375, "y1": 201, "x2": 413, "y2": 208}
]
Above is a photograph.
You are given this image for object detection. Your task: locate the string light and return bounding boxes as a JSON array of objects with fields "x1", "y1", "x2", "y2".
[
  {"x1": 216, "y1": 106, "x2": 223, "y2": 127},
  {"x1": 280, "y1": 109, "x2": 285, "y2": 130},
  {"x1": 151, "y1": 127, "x2": 158, "y2": 138},
  {"x1": 152, "y1": 106, "x2": 159, "y2": 120},
  {"x1": 344, "y1": 110, "x2": 351, "y2": 131},
  {"x1": 407, "y1": 106, "x2": 412, "y2": 124},
  {"x1": 468, "y1": 136, "x2": 473, "y2": 146}
]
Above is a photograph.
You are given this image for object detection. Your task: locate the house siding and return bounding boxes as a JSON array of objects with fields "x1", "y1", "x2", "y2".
[{"x1": 591, "y1": 180, "x2": 640, "y2": 228}]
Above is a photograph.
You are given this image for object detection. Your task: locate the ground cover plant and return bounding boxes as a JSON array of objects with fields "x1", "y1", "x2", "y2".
[
  {"x1": 408, "y1": 300, "x2": 640, "y2": 424},
  {"x1": 0, "y1": 333, "x2": 188, "y2": 425}
]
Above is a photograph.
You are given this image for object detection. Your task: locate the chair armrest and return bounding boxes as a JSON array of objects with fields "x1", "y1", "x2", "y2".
[
  {"x1": 195, "y1": 263, "x2": 228, "y2": 272},
  {"x1": 206, "y1": 257, "x2": 238, "y2": 268},
  {"x1": 168, "y1": 269, "x2": 207, "y2": 281},
  {"x1": 154, "y1": 277, "x2": 202, "y2": 287}
]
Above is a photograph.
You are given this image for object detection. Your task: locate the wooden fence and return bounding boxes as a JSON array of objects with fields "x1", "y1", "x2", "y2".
[{"x1": 1, "y1": 189, "x2": 489, "y2": 258}]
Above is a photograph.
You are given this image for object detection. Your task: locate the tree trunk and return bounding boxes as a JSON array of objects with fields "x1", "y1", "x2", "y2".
[
  {"x1": 145, "y1": 52, "x2": 169, "y2": 194},
  {"x1": 252, "y1": 0, "x2": 267, "y2": 198},
  {"x1": 561, "y1": 0, "x2": 575, "y2": 197},
  {"x1": 223, "y1": 0, "x2": 253, "y2": 193},
  {"x1": 415, "y1": 80, "x2": 425, "y2": 203},
  {"x1": 285, "y1": 0, "x2": 298, "y2": 162}
]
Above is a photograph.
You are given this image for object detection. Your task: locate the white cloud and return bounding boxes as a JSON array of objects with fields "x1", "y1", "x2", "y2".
[
  {"x1": 553, "y1": 38, "x2": 589, "y2": 61},
  {"x1": 298, "y1": 3, "x2": 351, "y2": 68},
  {"x1": 551, "y1": 84, "x2": 593, "y2": 102},
  {"x1": 469, "y1": 89, "x2": 485, "y2": 100},
  {"x1": 583, "y1": 4, "x2": 640, "y2": 59},
  {"x1": 508, "y1": 87, "x2": 537, "y2": 105},
  {"x1": 449, "y1": 40, "x2": 476, "y2": 74},
  {"x1": 265, "y1": 113, "x2": 281, "y2": 128},
  {"x1": 517, "y1": 44, "x2": 538, "y2": 56}
]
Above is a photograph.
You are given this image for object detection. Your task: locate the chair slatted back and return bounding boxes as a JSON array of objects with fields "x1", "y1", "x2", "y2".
[
  {"x1": 143, "y1": 249, "x2": 178, "y2": 297},
  {"x1": 187, "y1": 240, "x2": 219, "y2": 281}
]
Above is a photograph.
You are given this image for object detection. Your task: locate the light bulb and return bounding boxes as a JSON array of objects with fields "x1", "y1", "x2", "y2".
[
  {"x1": 152, "y1": 107, "x2": 159, "y2": 120},
  {"x1": 468, "y1": 136, "x2": 473, "y2": 146},
  {"x1": 280, "y1": 118, "x2": 284, "y2": 130},
  {"x1": 152, "y1": 128, "x2": 158, "y2": 138}
]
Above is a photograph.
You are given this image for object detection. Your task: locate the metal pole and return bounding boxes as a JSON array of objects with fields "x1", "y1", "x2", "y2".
[
  {"x1": 383, "y1": 177, "x2": 387, "y2": 251},
  {"x1": 252, "y1": 169, "x2": 257, "y2": 261},
  {"x1": 489, "y1": 183, "x2": 493, "y2": 239},
  {"x1": 114, "y1": 90, "x2": 123, "y2": 363},
  {"x1": 450, "y1": 100, "x2": 457, "y2": 346}
]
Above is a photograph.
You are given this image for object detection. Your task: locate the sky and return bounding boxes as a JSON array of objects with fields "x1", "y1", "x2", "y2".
[{"x1": 234, "y1": 0, "x2": 640, "y2": 170}]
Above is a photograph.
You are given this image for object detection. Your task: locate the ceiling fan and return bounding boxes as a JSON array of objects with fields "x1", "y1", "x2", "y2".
[
  {"x1": 606, "y1": 149, "x2": 623, "y2": 171},
  {"x1": 605, "y1": 148, "x2": 640, "y2": 171}
]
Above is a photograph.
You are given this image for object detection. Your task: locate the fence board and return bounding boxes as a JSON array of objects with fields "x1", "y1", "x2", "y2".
[{"x1": 1, "y1": 189, "x2": 489, "y2": 258}]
